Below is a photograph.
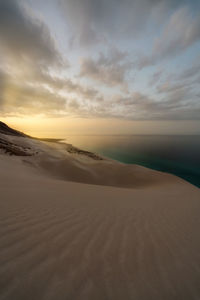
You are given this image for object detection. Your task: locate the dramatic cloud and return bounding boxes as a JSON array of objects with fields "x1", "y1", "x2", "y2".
[
  {"x1": 60, "y1": 0, "x2": 184, "y2": 47},
  {"x1": 28, "y1": 69, "x2": 100, "y2": 100},
  {"x1": 0, "y1": 0, "x2": 63, "y2": 67},
  {"x1": 0, "y1": 54, "x2": 102, "y2": 116},
  {"x1": 148, "y1": 70, "x2": 163, "y2": 86},
  {"x1": 178, "y1": 61, "x2": 200, "y2": 81},
  {"x1": 0, "y1": 69, "x2": 8, "y2": 107},
  {"x1": 109, "y1": 89, "x2": 200, "y2": 120},
  {"x1": 79, "y1": 48, "x2": 132, "y2": 88},
  {"x1": 138, "y1": 6, "x2": 200, "y2": 68},
  {"x1": 0, "y1": 81, "x2": 66, "y2": 116},
  {"x1": 0, "y1": 0, "x2": 69, "y2": 117},
  {"x1": 0, "y1": 0, "x2": 199, "y2": 123}
]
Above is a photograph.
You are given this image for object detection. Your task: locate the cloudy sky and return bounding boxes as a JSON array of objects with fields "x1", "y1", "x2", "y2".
[{"x1": 0, "y1": 0, "x2": 200, "y2": 135}]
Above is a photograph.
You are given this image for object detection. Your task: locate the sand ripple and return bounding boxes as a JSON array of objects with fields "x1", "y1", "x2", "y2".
[{"x1": 0, "y1": 178, "x2": 200, "y2": 300}]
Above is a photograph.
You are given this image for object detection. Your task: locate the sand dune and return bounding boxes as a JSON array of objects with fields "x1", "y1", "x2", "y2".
[
  {"x1": 0, "y1": 129, "x2": 183, "y2": 189},
  {"x1": 0, "y1": 123, "x2": 200, "y2": 299}
]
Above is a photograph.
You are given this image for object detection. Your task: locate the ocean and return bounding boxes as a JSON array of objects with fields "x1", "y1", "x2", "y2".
[{"x1": 65, "y1": 135, "x2": 200, "y2": 188}]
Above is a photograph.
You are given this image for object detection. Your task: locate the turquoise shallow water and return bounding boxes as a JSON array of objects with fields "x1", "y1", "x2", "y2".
[{"x1": 66, "y1": 135, "x2": 200, "y2": 188}]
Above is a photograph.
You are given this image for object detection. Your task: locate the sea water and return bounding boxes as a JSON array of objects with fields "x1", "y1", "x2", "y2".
[{"x1": 65, "y1": 135, "x2": 200, "y2": 188}]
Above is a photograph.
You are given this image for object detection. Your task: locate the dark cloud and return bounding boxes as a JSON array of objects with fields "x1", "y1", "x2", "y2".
[
  {"x1": 0, "y1": 0, "x2": 71, "y2": 117},
  {"x1": 79, "y1": 48, "x2": 132, "y2": 87},
  {"x1": 0, "y1": 0, "x2": 199, "y2": 122},
  {"x1": 107, "y1": 86, "x2": 200, "y2": 120},
  {"x1": 0, "y1": 77, "x2": 98, "y2": 118},
  {"x1": 157, "y1": 82, "x2": 189, "y2": 94},
  {"x1": 148, "y1": 70, "x2": 163, "y2": 86},
  {"x1": 0, "y1": 69, "x2": 8, "y2": 107},
  {"x1": 1, "y1": 65, "x2": 199, "y2": 120},
  {"x1": 179, "y1": 62, "x2": 200, "y2": 81},
  {"x1": 138, "y1": 6, "x2": 200, "y2": 68},
  {"x1": 31, "y1": 69, "x2": 100, "y2": 100},
  {"x1": 60, "y1": 0, "x2": 187, "y2": 47},
  {"x1": 0, "y1": 0, "x2": 63, "y2": 66},
  {"x1": 0, "y1": 66, "x2": 101, "y2": 116},
  {"x1": 0, "y1": 80, "x2": 66, "y2": 116}
]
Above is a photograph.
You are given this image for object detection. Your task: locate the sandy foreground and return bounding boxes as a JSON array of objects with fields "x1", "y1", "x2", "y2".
[{"x1": 0, "y1": 127, "x2": 200, "y2": 300}]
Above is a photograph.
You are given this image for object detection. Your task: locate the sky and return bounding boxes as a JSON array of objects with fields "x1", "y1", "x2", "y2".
[{"x1": 0, "y1": 0, "x2": 200, "y2": 136}]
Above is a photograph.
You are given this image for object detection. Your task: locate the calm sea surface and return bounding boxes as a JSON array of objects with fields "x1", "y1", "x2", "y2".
[{"x1": 65, "y1": 135, "x2": 200, "y2": 188}]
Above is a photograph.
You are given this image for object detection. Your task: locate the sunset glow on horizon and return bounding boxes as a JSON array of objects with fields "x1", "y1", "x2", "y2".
[{"x1": 0, "y1": 0, "x2": 200, "y2": 135}]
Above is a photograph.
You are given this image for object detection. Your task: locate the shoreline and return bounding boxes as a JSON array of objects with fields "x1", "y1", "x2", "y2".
[{"x1": 62, "y1": 134, "x2": 200, "y2": 188}]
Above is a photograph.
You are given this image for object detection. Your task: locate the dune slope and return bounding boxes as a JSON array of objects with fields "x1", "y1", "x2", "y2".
[
  {"x1": 0, "y1": 122, "x2": 200, "y2": 300},
  {"x1": 0, "y1": 125, "x2": 188, "y2": 189},
  {"x1": 0, "y1": 158, "x2": 200, "y2": 300}
]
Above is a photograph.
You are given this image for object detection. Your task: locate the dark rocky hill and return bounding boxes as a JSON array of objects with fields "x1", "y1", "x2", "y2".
[{"x1": 0, "y1": 121, "x2": 26, "y2": 137}]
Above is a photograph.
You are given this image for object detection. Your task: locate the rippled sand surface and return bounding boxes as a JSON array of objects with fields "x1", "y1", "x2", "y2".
[
  {"x1": 0, "y1": 165, "x2": 200, "y2": 300},
  {"x1": 0, "y1": 125, "x2": 200, "y2": 300}
]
